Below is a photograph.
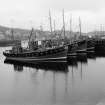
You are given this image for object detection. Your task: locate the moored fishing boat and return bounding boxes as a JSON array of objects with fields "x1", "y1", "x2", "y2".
[
  {"x1": 3, "y1": 46, "x2": 67, "y2": 62},
  {"x1": 76, "y1": 17, "x2": 87, "y2": 54},
  {"x1": 3, "y1": 10, "x2": 69, "y2": 62},
  {"x1": 3, "y1": 39, "x2": 68, "y2": 62},
  {"x1": 68, "y1": 17, "x2": 87, "y2": 56}
]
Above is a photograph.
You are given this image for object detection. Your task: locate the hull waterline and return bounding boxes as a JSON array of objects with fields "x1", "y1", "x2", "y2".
[{"x1": 3, "y1": 46, "x2": 67, "y2": 62}]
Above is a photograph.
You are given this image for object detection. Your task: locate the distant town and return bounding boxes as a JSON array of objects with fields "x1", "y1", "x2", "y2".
[{"x1": 0, "y1": 25, "x2": 105, "y2": 41}]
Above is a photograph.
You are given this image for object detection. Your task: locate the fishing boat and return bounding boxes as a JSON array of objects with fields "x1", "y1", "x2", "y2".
[
  {"x1": 3, "y1": 42, "x2": 67, "y2": 62},
  {"x1": 67, "y1": 15, "x2": 77, "y2": 56},
  {"x1": 68, "y1": 17, "x2": 87, "y2": 56},
  {"x1": 76, "y1": 17, "x2": 87, "y2": 54},
  {"x1": 3, "y1": 28, "x2": 68, "y2": 62},
  {"x1": 3, "y1": 11, "x2": 68, "y2": 62}
]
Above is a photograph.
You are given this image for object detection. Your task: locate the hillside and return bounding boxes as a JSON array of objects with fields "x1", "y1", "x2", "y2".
[{"x1": 0, "y1": 25, "x2": 105, "y2": 41}]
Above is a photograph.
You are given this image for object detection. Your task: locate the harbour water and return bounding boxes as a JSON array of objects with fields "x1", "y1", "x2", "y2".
[{"x1": 0, "y1": 47, "x2": 105, "y2": 105}]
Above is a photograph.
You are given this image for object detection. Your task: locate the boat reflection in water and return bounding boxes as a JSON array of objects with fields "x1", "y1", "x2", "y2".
[
  {"x1": 4, "y1": 59, "x2": 68, "y2": 72},
  {"x1": 4, "y1": 52, "x2": 104, "y2": 72},
  {"x1": 67, "y1": 53, "x2": 87, "y2": 67},
  {"x1": 13, "y1": 64, "x2": 23, "y2": 72},
  {"x1": 87, "y1": 52, "x2": 96, "y2": 59},
  {"x1": 3, "y1": 51, "x2": 105, "y2": 105},
  {"x1": 67, "y1": 53, "x2": 88, "y2": 81}
]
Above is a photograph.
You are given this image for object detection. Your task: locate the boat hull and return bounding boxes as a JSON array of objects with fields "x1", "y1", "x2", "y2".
[
  {"x1": 76, "y1": 39, "x2": 87, "y2": 53},
  {"x1": 68, "y1": 39, "x2": 87, "y2": 56},
  {"x1": 67, "y1": 43, "x2": 77, "y2": 57},
  {"x1": 3, "y1": 46, "x2": 67, "y2": 62},
  {"x1": 95, "y1": 39, "x2": 105, "y2": 54},
  {"x1": 87, "y1": 38, "x2": 95, "y2": 52}
]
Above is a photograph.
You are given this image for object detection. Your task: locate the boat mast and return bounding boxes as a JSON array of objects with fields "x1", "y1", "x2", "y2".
[
  {"x1": 62, "y1": 9, "x2": 66, "y2": 39},
  {"x1": 53, "y1": 20, "x2": 56, "y2": 34},
  {"x1": 70, "y1": 15, "x2": 72, "y2": 43},
  {"x1": 79, "y1": 17, "x2": 82, "y2": 37},
  {"x1": 70, "y1": 15, "x2": 72, "y2": 35},
  {"x1": 40, "y1": 25, "x2": 43, "y2": 37},
  {"x1": 28, "y1": 28, "x2": 34, "y2": 44},
  {"x1": 11, "y1": 29, "x2": 14, "y2": 41},
  {"x1": 49, "y1": 9, "x2": 53, "y2": 35}
]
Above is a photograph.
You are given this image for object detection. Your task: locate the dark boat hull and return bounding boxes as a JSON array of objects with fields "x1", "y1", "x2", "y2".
[
  {"x1": 87, "y1": 38, "x2": 95, "y2": 52},
  {"x1": 68, "y1": 39, "x2": 87, "y2": 57},
  {"x1": 76, "y1": 39, "x2": 87, "y2": 53},
  {"x1": 95, "y1": 39, "x2": 105, "y2": 54},
  {"x1": 3, "y1": 46, "x2": 67, "y2": 62},
  {"x1": 67, "y1": 43, "x2": 77, "y2": 57},
  {"x1": 4, "y1": 59, "x2": 68, "y2": 72}
]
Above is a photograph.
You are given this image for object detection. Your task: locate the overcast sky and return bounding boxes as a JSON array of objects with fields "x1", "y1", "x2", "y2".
[{"x1": 0, "y1": 0, "x2": 105, "y2": 32}]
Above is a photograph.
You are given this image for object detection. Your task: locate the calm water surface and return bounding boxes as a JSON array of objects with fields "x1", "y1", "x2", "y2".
[{"x1": 0, "y1": 47, "x2": 105, "y2": 105}]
